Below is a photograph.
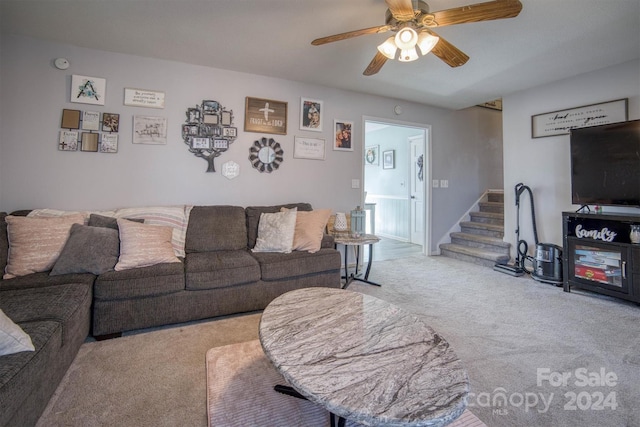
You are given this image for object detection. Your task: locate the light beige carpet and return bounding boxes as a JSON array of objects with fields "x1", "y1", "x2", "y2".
[{"x1": 206, "y1": 340, "x2": 486, "y2": 427}]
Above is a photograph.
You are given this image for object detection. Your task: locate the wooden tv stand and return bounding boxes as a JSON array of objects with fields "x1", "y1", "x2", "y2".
[{"x1": 563, "y1": 211, "x2": 640, "y2": 303}]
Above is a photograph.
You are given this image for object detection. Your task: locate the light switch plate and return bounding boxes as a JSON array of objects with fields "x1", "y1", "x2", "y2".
[
  {"x1": 351, "y1": 179, "x2": 360, "y2": 189},
  {"x1": 440, "y1": 179, "x2": 449, "y2": 188},
  {"x1": 432, "y1": 179, "x2": 439, "y2": 188}
]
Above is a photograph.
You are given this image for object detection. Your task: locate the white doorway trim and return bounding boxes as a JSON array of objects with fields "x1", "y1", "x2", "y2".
[{"x1": 362, "y1": 115, "x2": 431, "y2": 256}]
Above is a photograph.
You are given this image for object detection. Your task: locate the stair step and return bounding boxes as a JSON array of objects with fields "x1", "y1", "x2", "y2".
[
  {"x1": 450, "y1": 232, "x2": 510, "y2": 254},
  {"x1": 487, "y1": 191, "x2": 504, "y2": 203},
  {"x1": 460, "y1": 221, "x2": 504, "y2": 238},
  {"x1": 469, "y1": 211, "x2": 504, "y2": 225},
  {"x1": 479, "y1": 201, "x2": 503, "y2": 214},
  {"x1": 440, "y1": 243, "x2": 510, "y2": 268}
]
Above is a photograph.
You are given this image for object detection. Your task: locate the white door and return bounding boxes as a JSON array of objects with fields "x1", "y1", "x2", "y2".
[{"x1": 410, "y1": 135, "x2": 425, "y2": 246}]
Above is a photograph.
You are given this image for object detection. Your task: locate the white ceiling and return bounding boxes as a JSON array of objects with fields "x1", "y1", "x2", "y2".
[{"x1": 1, "y1": 0, "x2": 639, "y2": 110}]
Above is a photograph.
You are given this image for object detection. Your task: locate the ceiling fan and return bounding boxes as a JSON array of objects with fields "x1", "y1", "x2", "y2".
[{"x1": 311, "y1": 0, "x2": 523, "y2": 75}]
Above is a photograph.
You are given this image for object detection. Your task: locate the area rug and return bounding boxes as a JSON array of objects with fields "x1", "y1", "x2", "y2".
[{"x1": 206, "y1": 340, "x2": 486, "y2": 427}]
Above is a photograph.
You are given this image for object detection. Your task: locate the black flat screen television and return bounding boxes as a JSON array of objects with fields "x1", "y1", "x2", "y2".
[{"x1": 570, "y1": 119, "x2": 640, "y2": 207}]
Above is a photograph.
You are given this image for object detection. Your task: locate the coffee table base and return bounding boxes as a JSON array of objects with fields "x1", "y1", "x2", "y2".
[{"x1": 274, "y1": 385, "x2": 346, "y2": 427}]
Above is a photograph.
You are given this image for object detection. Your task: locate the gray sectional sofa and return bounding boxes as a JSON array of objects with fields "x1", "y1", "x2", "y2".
[{"x1": 0, "y1": 203, "x2": 341, "y2": 427}]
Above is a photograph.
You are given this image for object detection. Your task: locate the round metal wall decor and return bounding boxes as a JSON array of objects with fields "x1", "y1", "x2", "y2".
[
  {"x1": 249, "y1": 137, "x2": 283, "y2": 173},
  {"x1": 181, "y1": 99, "x2": 237, "y2": 172}
]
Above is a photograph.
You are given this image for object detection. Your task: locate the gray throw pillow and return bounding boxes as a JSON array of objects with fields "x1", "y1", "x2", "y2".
[
  {"x1": 50, "y1": 223, "x2": 119, "y2": 275},
  {"x1": 88, "y1": 214, "x2": 143, "y2": 230}
]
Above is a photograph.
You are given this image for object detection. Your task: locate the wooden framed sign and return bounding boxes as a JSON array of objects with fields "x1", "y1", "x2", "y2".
[{"x1": 244, "y1": 97, "x2": 287, "y2": 135}]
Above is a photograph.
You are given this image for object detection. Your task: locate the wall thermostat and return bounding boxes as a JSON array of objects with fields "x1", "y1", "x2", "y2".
[{"x1": 54, "y1": 58, "x2": 70, "y2": 70}]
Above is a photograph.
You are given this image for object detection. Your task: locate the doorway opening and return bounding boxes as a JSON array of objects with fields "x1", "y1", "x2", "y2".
[{"x1": 363, "y1": 118, "x2": 430, "y2": 260}]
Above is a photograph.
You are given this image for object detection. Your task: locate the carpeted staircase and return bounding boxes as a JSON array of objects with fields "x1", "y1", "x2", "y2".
[{"x1": 439, "y1": 190, "x2": 510, "y2": 267}]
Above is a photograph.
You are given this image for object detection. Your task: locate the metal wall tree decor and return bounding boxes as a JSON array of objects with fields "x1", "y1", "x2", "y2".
[{"x1": 181, "y1": 100, "x2": 238, "y2": 172}]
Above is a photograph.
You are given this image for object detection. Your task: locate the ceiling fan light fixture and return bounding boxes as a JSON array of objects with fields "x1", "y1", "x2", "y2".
[
  {"x1": 377, "y1": 36, "x2": 398, "y2": 59},
  {"x1": 417, "y1": 32, "x2": 439, "y2": 55},
  {"x1": 398, "y1": 47, "x2": 419, "y2": 62},
  {"x1": 394, "y1": 27, "x2": 418, "y2": 50}
]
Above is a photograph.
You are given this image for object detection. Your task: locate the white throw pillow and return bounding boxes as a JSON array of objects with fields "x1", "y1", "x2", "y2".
[
  {"x1": 251, "y1": 209, "x2": 297, "y2": 253},
  {"x1": 114, "y1": 219, "x2": 181, "y2": 271},
  {"x1": 3, "y1": 214, "x2": 86, "y2": 279},
  {"x1": 0, "y1": 309, "x2": 35, "y2": 356}
]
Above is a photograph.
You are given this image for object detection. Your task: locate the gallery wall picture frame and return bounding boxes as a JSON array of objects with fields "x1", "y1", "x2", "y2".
[
  {"x1": 244, "y1": 97, "x2": 287, "y2": 135},
  {"x1": 124, "y1": 88, "x2": 165, "y2": 109},
  {"x1": 383, "y1": 150, "x2": 395, "y2": 169},
  {"x1": 365, "y1": 145, "x2": 379, "y2": 165},
  {"x1": 333, "y1": 119, "x2": 353, "y2": 151},
  {"x1": 100, "y1": 134, "x2": 118, "y2": 153},
  {"x1": 531, "y1": 98, "x2": 628, "y2": 138},
  {"x1": 82, "y1": 111, "x2": 101, "y2": 131},
  {"x1": 59, "y1": 130, "x2": 79, "y2": 151},
  {"x1": 102, "y1": 113, "x2": 120, "y2": 132},
  {"x1": 294, "y1": 136, "x2": 325, "y2": 160},
  {"x1": 300, "y1": 98, "x2": 323, "y2": 132},
  {"x1": 133, "y1": 115, "x2": 168, "y2": 144},
  {"x1": 81, "y1": 132, "x2": 99, "y2": 152},
  {"x1": 61, "y1": 109, "x2": 81, "y2": 129},
  {"x1": 71, "y1": 75, "x2": 106, "y2": 106}
]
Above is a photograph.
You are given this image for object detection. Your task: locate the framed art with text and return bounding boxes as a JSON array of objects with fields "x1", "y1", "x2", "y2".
[
  {"x1": 531, "y1": 98, "x2": 628, "y2": 138},
  {"x1": 244, "y1": 97, "x2": 287, "y2": 135}
]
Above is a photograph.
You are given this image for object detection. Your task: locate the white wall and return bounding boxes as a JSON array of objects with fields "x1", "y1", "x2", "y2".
[
  {"x1": 502, "y1": 60, "x2": 640, "y2": 258},
  {"x1": 0, "y1": 35, "x2": 503, "y2": 253}
]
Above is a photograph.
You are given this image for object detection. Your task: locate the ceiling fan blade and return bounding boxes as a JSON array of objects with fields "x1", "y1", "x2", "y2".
[
  {"x1": 385, "y1": 0, "x2": 415, "y2": 22},
  {"x1": 428, "y1": 31, "x2": 469, "y2": 67},
  {"x1": 428, "y1": 0, "x2": 522, "y2": 27},
  {"x1": 312, "y1": 25, "x2": 392, "y2": 46},
  {"x1": 363, "y1": 52, "x2": 388, "y2": 76}
]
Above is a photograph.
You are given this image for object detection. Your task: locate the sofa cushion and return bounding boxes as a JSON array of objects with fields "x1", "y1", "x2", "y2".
[
  {"x1": 50, "y1": 223, "x2": 119, "y2": 276},
  {"x1": 3, "y1": 214, "x2": 85, "y2": 279},
  {"x1": 94, "y1": 262, "x2": 185, "y2": 300},
  {"x1": 115, "y1": 219, "x2": 181, "y2": 271},
  {"x1": 185, "y1": 250, "x2": 261, "y2": 290},
  {"x1": 0, "y1": 272, "x2": 95, "y2": 291},
  {"x1": 245, "y1": 203, "x2": 312, "y2": 249},
  {"x1": 0, "y1": 308, "x2": 34, "y2": 356},
  {"x1": 251, "y1": 209, "x2": 297, "y2": 253},
  {"x1": 185, "y1": 206, "x2": 247, "y2": 252},
  {"x1": 251, "y1": 248, "x2": 341, "y2": 281}
]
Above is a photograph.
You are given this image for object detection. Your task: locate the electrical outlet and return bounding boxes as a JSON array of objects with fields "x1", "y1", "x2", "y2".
[
  {"x1": 432, "y1": 179, "x2": 439, "y2": 188},
  {"x1": 351, "y1": 179, "x2": 360, "y2": 189},
  {"x1": 440, "y1": 179, "x2": 449, "y2": 188}
]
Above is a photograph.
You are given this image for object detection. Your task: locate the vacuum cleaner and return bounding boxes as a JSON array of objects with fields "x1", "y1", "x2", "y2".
[{"x1": 493, "y1": 183, "x2": 563, "y2": 286}]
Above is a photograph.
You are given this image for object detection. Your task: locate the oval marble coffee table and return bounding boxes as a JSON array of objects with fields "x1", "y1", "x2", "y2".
[{"x1": 259, "y1": 287, "x2": 469, "y2": 427}]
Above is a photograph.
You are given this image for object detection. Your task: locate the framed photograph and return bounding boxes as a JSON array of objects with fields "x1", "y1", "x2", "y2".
[
  {"x1": 221, "y1": 111, "x2": 233, "y2": 126},
  {"x1": 365, "y1": 145, "x2": 379, "y2": 165},
  {"x1": 531, "y1": 98, "x2": 628, "y2": 138},
  {"x1": 81, "y1": 132, "x2": 99, "y2": 152},
  {"x1": 191, "y1": 137, "x2": 211, "y2": 149},
  {"x1": 61, "y1": 109, "x2": 81, "y2": 129},
  {"x1": 383, "y1": 150, "x2": 395, "y2": 169},
  {"x1": 203, "y1": 114, "x2": 219, "y2": 125},
  {"x1": 213, "y1": 139, "x2": 229, "y2": 149},
  {"x1": 187, "y1": 108, "x2": 201, "y2": 124},
  {"x1": 333, "y1": 119, "x2": 353, "y2": 151},
  {"x1": 100, "y1": 134, "x2": 118, "y2": 153},
  {"x1": 82, "y1": 111, "x2": 101, "y2": 131},
  {"x1": 294, "y1": 136, "x2": 325, "y2": 160},
  {"x1": 58, "y1": 130, "x2": 78, "y2": 151},
  {"x1": 300, "y1": 98, "x2": 323, "y2": 132},
  {"x1": 133, "y1": 116, "x2": 167, "y2": 144},
  {"x1": 124, "y1": 88, "x2": 165, "y2": 109},
  {"x1": 244, "y1": 97, "x2": 287, "y2": 134},
  {"x1": 223, "y1": 127, "x2": 237, "y2": 137},
  {"x1": 71, "y1": 75, "x2": 106, "y2": 105},
  {"x1": 102, "y1": 113, "x2": 120, "y2": 132}
]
